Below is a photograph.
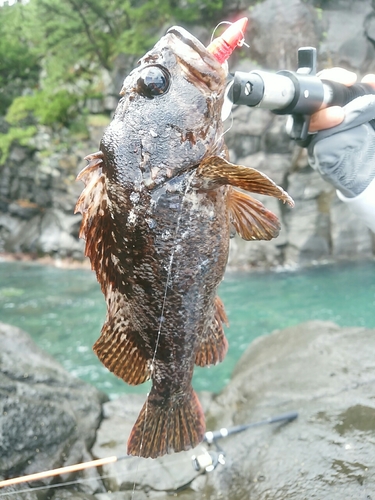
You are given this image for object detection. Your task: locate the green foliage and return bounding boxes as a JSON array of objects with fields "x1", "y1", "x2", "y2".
[
  {"x1": 0, "y1": 125, "x2": 37, "y2": 165},
  {"x1": 0, "y1": 6, "x2": 40, "y2": 116},
  {"x1": 0, "y1": 0, "x2": 226, "y2": 158},
  {"x1": 7, "y1": 90, "x2": 79, "y2": 127}
]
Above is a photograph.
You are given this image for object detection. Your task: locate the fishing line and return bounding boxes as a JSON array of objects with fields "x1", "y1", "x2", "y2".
[
  {"x1": 223, "y1": 112, "x2": 235, "y2": 136},
  {"x1": 131, "y1": 170, "x2": 197, "y2": 497},
  {"x1": 210, "y1": 21, "x2": 250, "y2": 48},
  {"x1": 0, "y1": 455, "x2": 191, "y2": 498}
]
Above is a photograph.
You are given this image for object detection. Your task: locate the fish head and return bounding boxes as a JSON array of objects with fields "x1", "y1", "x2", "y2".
[{"x1": 100, "y1": 26, "x2": 228, "y2": 188}]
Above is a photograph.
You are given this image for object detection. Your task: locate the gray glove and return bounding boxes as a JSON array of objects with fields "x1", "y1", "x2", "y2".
[{"x1": 307, "y1": 95, "x2": 375, "y2": 198}]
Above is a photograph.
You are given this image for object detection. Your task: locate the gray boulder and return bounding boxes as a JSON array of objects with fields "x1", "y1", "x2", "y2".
[
  {"x1": 0, "y1": 322, "x2": 108, "y2": 496},
  {"x1": 91, "y1": 321, "x2": 375, "y2": 499},
  {"x1": 200, "y1": 321, "x2": 375, "y2": 499}
]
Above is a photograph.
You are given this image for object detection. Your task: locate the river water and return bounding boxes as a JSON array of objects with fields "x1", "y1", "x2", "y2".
[{"x1": 0, "y1": 260, "x2": 374, "y2": 398}]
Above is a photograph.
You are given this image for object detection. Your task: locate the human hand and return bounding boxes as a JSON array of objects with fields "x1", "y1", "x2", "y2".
[
  {"x1": 307, "y1": 68, "x2": 375, "y2": 198},
  {"x1": 309, "y1": 68, "x2": 375, "y2": 132}
]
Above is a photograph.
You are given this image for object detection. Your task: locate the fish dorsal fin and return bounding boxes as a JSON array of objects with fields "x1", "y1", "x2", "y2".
[
  {"x1": 228, "y1": 188, "x2": 281, "y2": 241},
  {"x1": 195, "y1": 296, "x2": 229, "y2": 367},
  {"x1": 75, "y1": 151, "x2": 151, "y2": 385},
  {"x1": 197, "y1": 156, "x2": 294, "y2": 207}
]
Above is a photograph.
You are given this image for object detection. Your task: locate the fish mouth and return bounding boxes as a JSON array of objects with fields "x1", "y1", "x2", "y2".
[
  {"x1": 166, "y1": 26, "x2": 212, "y2": 62},
  {"x1": 166, "y1": 26, "x2": 227, "y2": 91}
]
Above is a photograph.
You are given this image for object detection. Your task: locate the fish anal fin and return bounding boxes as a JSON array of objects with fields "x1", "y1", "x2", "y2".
[
  {"x1": 197, "y1": 156, "x2": 294, "y2": 207},
  {"x1": 228, "y1": 188, "x2": 281, "y2": 241},
  {"x1": 127, "y1": 385, "x2": 205, "y2": 458},
  {"x1": 195, "y1": 296, "x2": 229, "y2": 367},
  {"x1": 94, "y1": 288, "x2": 151, "y2": 386}
]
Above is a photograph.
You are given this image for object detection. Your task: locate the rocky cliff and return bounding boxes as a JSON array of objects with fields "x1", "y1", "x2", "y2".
[{"x1": 1, "y1": 0, "x2": 375, "y2": 268}]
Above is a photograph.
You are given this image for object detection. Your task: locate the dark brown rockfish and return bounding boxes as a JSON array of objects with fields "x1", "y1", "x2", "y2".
[{"x1": 75, "y1": 26, "x2": 293, "y2": 459}]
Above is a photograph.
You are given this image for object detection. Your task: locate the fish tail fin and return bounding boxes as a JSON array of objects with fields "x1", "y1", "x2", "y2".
[{"x1": 127, "y1": 385, "x2": 205, "y2": 458}]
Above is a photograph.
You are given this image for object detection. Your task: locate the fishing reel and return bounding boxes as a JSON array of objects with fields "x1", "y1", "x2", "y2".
[
  {"x1": 191, "y1": 411, "x2": 298, "y2": 474},
  {"x1": 223, "y1": 46, "x2": 375, "y2": 145},
  {"x1": 191, "y1": 446, "x2": 226, "y2": 473}
]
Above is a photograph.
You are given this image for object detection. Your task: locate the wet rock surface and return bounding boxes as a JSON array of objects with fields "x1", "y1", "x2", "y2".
[
  {"x1": 1, "y1": 320, "x2": 374, "y2": 498},
  {"x1": 0, "y1": 322, "x2": 108, "y2": 497},
  {"x1": 201, "y1": 320, "x2": 375, "y2": 499},
  {"x1": 90, "y1": 320, "x2": 375, "y2": 499}
]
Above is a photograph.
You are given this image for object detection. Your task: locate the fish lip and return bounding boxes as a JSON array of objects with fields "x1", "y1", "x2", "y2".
[
  {"x1": 166, "y1": 26, "x2": 227, "y2": 93},
  {"x1": 166, "y1": 26, "x2": 219, "y2": 69}
]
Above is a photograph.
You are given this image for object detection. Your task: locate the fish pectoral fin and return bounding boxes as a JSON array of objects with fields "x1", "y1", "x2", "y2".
[
  {"x1": 195, "y1": 296, "x2": 229, "y2": 367},
  {"x1": 228, "y1": 188, "x2": 281, "y2": 241},
  {"x1": 127, "y1": 385, "x2": 205, "y2": 458},
  {"x1": 94, "y1": 290, "x2": 151, "y2": 386},
  {"x1": 197, "y1": 156, "x2": 294, "y2": 206}
]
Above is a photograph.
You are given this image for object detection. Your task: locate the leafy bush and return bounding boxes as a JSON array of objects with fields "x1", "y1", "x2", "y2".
[
  {"x1": 7, "y1": 90, "x2": 80, "y2": 127},
  {"x1": 0, "y1": 125, "x2": 37, "y2": 164},
  {"x1": 0, "y1": 0, "x2": 226, "y2": 159}
]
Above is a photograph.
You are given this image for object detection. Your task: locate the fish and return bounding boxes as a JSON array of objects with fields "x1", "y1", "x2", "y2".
[{"x1": 75, "y1": 23, "x2": 294, "y2": 459}]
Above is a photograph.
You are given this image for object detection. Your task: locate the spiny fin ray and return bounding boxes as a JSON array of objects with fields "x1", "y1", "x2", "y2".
[
  {"x1": 197, "y1": 155, "x2": 294, "y2": 206},
  {"x1": 195, "y1": 296, "x2": 229, "y2": 367},
  {"x1": 94, "y1": 288, "x2": 151, "y2": 385},
  {"x1": 228, "y1": 188, "x2": 281, "y2": 241},
  {"x1": 75, "y1": 152, "x2": 151, "y2": 385}
]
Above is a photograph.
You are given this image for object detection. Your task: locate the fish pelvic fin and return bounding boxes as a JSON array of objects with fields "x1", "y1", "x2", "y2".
[
  {"x1": 228, "y1": 188, "x2": 281, "y2": 241},
  {"x1": 94, "y1": 288, "x2": 151, "y2": 385},
  {"x1": 127, "y1": 385, "x2": 205, "y2": 458},
  {"x1": 195, "y1": 296, "x2": 229, "y2": 367},
  {"x1": 196, "y1": 156, "x2": 294, "y2": 207}
]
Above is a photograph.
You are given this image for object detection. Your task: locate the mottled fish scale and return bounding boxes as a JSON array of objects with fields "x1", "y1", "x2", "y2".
[{"x1": 75, "y1": 24, "x2": 293, "y2": 459}]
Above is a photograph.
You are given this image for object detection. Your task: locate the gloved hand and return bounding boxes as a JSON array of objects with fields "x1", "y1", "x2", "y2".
[{"x1": 307, "y1": 69, "x2": 375, "y2": 198}]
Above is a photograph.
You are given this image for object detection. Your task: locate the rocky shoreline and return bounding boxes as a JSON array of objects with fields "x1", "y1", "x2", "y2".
[
  {"x1": 0, "y1": 251, "x2": 91, "y2": 270},
  {"x1": 1, "y1": 320, "x2": 375, "y2": 499}
]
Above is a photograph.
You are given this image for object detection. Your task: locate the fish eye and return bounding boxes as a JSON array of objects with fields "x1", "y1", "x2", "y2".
[{"x1": 136, "y1": 66, "x2": 170, "y2": 98}]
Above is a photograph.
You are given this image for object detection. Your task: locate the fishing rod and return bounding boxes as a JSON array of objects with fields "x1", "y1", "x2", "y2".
[
  {"x1": 192, "y1": 410, "x2": 298, "y2": 473},
  {"x1": 0, "y1": 410, "x2": 297, "y2": 494},
  {"x1": 223, "y1": 46, "x2": 375, "y2": 145},
  {"x1": 0, "y1": 455, "x2": 130, "y2": 489}
]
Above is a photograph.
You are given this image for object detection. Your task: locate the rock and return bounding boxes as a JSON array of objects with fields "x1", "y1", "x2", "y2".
[
  {"x1": 91, "y1": 395, "x2": 210, "y2": 495},
  {"x1": 247, "y1": 0, "x2": 321, "y2": 69},
  {"x1": 89, "y1": 321, "x2": 375, "y2": 499},
  {"x1": 50, "y1": 491, "x2": 97, "y2": 500},
  {"x1": 320, "y1": 0, "x2": 375, "y2": 72},
  {"x1": 330, "y1": 197, "x2": 374, "y2": 259},
  {"x1": 0, "y1": 322, "x2": 108, "y2": 495},
  {"x1": 199, "y1": 321, "x2": 375, "y2": 499},
  {"x1": 4, "y1": 208, "x2": 85, "y2": 258}
]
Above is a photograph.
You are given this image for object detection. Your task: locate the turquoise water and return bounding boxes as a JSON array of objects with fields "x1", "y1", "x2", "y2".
[{"x1": 0, "y1": 260, "x2": 374, "y2": 398}]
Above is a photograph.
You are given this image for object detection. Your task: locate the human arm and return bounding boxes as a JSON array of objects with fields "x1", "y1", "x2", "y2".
[{"x1": 307, "y1": 69, "x2": 375, "y2": 232}]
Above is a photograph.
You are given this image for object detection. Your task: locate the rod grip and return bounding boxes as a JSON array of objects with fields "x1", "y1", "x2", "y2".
[{"x1": 322, "y1": 81, "x2": 375, "y2": 107}]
